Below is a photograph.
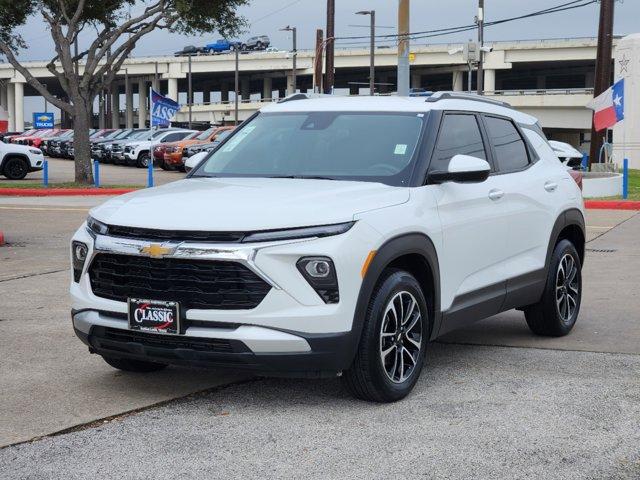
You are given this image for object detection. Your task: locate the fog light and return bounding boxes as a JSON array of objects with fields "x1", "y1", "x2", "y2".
[
  {"x1": 305, "y1": 259, "x2": 331, "y2": 278},
  {"x1": 297, "y1": 256, "x2": 339, "y2": 303},
  {"x1": 72, "y1": 241, "x2": 88, "y2": 283}
]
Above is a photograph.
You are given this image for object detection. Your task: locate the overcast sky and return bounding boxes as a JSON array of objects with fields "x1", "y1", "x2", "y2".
[{"x1": 14, "y1": 0, "x2": 640, "y2": 61}]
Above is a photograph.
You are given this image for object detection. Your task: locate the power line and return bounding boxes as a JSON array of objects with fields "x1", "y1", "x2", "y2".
[{"x1": 251, "y1": 0, "x2": 305, "y2": 25}]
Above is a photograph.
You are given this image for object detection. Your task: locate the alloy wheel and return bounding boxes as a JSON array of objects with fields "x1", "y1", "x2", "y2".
[
  {"x1": 379, "y1": 291, "x2": 423, "y2": 384},
  {"x1": 556, "y1": 253, "x2": 579, "y2": 323}
]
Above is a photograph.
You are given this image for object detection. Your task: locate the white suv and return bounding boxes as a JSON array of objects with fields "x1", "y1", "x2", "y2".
[
  {"x1": 70, "y1": 93, "x2": 585, "y2": 402},
  {"x1": 0, "y1": 141, "x2": 45, "y2": 179}
]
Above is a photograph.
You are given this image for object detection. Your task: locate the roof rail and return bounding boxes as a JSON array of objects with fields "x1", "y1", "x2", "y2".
[
  {"x1": 425, "y1": 91, "x2": 512, "y2": 108},
  {"x1": 277, "y1": 93, "x2": 311, "y2": 103}
]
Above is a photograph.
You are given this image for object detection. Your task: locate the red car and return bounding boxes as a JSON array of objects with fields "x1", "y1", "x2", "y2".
[{"x1": 13, "y1": 129, "x2": 61, "y2": 147}]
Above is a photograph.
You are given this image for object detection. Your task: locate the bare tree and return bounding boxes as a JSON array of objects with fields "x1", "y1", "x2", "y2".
[{"x1": 0, "y1": 0, "x2": 246, "y2": 183}]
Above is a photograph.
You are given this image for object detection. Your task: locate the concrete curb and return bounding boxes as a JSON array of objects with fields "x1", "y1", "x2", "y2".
[
  {"x1": 584, "y1": 200, "x2": 640, "y2": 210},
  {"x1": 0, "y1": 188, "x2": 136, "y2": 197}
]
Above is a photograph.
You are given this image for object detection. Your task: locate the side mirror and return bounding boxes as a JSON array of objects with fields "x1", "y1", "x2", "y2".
[
  {"x1": 184, "y1": 151, "x2": 208, "y2": 173},
  {"x1": 428, "y1": 154, "x2": 491, "y2": 184}
]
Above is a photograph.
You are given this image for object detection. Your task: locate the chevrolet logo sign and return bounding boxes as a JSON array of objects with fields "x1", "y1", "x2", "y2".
[{"x1": 139, "y1": 244, "x2": 174, "y2": 258}]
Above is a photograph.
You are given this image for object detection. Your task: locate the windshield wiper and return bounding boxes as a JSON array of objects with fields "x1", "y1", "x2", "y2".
[{"x1": 268, "y1": 175, "x2": 335, "y2": 180}]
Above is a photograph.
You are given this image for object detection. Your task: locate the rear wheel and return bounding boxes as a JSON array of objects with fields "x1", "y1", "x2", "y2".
[
  {"x1": 101, "y1": 355, "x2": 168, "y2": 372},
  {"x1": 256, "y1": 41, "x2": 263, "y2": 49},
  {"x1": 342, "y1": 269, "x2": 429, "y2": 402},
  {"x1": 2, "y1": 157, "x2": 29, "y2": 180},
  {"x1": 524, "y1": 239, "x2": 582, "y2": 336}
]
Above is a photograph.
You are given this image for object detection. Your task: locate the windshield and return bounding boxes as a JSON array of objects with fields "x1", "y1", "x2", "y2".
[
  {"x1": 196, "y1": 127, "x2": 216, "y2": 141},
  {"x1": 214, "y1": 130, "x2": 231, "y2": 142},
  {"x1": 193, "y1": 112, "x2": 425, "y2": 186},
  {"x1": 185, "y1": 131, "x2": 200, "y2": 140}
]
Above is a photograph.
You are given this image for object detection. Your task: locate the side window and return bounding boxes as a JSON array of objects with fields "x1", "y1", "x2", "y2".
[
  {"x1": 484, "y1": 116, "x2": 529, "y2": 172},
  {"x1": 161, "y1": 133, "x2": 180, "y2": 143},
  {"x1": 431, "y1": 114, "x2": 486, "y2": 171}
]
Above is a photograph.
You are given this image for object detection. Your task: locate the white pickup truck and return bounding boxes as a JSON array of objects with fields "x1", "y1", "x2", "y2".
[{"x1": 0, "y1": 141, "x2": 45, "y2": 180}]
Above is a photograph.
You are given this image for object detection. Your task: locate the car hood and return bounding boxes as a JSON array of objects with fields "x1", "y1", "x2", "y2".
[{"x1": 91, "y1": 177, "x2": 410, "y2": 231}]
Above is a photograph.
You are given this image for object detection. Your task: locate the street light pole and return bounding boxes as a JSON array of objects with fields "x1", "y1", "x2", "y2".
[
  {"x1": 397, "y1": 0, "x2": 410, "y2": 96},
  {"x1": 356, "y1": 10, "x2": 376, "y2": 95},
  {"x1": 281, "y1": 26, "x2": 297, "y2": 95},
  {"x1": 476, "y1": 0, "x2": 484, "y2": 95},
  {"x1": 234, "y1": 47, "x2": 239, "y2": 126}
]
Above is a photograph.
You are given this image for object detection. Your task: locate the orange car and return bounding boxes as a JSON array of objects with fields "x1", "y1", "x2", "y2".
[{"x1": 161, "y1": 126, "x2": 235, "y2": 170}]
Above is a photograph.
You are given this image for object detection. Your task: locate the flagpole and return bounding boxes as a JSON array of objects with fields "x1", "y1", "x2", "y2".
[{"x1": 149, "y1": 86, "x2": 152, "y2": 131}]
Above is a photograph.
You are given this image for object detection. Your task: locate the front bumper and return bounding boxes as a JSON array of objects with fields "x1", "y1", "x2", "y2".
[
  {"x1": 72, "y1": 310, "x2": 354, "y2": 376},
  {"x1": 165, "y1": 152, "x2": 184, "y2": 166}
]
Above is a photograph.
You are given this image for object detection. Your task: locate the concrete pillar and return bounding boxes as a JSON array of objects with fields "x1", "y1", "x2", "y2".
[
  {"x1": 167, "y1": 78, "x2": 178, "y2": 102},
  {"x1": 7, "y1": 83, "x2": 15, "y2": 131},
  {"x1": 452, "y1": 71, "x2": 463, "y2": 91},
  {"x1": 152, "y1": 76, "x2": 160, "y2": 93},
  {"x1": 286, "y1": 73, "x2": 296, "y2": 95},
  {"x1": 411, "y1": 73, "x2": 421, "y2": 89},
  {"x1": 484, "y1": 69, "x2": 496, "y2": 93},
  {"x1": 125, "y1": 79, "x2": 134, "y2": 129},
  {"x1": 138, "y1": 79, "x2": 147, "y2": 128},
  {"x1": 111, "y1": 85, "x2": 120, "y2": 128},
  {"x1": 241, "y1": 78, "x2": 250, "y2": 100},
  {"x1": 13, "y1": 82, "x2": 24, "y2": 131},
  {"x1": 262, "y1": 77, "x2": 273, "y2": 100},
  {"x1": 220, "y1": 83, "x2": 229, "y2": 103},
  {"x1": 585, "y1": 70, "x2": 595, "y2": 88}
]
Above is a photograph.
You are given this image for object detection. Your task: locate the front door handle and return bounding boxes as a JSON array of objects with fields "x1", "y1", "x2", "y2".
[
  {"x1": 544, "y1": 181, "x2": 558, "y2": 192},
  {"x1": 488, "y1": 189, "x2": 504, "y2": 201}
]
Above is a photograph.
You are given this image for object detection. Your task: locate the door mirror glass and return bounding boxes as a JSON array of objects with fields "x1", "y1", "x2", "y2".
[
  {"x1": 185, "y1": 151, "x2": 208, "y2": 173},
  {"x1": 428, "y1": 154, "x2": 490, "y2": 184}
]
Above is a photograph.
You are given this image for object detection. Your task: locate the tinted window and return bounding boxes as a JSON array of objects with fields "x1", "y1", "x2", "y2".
[
  {"x1": 431, "y1": 114, "x2": 486, "y2": 171},
  {"x1": 484, "y1": 116, "x2": 529, "y2": 172}
]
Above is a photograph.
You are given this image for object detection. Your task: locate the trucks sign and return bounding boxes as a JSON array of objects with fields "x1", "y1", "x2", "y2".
[{"x1": 33, "y1": 112, "x2": 54, "y2": 129}]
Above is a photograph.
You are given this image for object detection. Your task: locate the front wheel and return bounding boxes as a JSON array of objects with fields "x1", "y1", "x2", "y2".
[
  {"x1": 342, "y1": 269, "x2": 429, "y2": 402},
  {"x1": 524, "y1": 239, "x2": 582, "y2": 336},
  {"x1": 2, "y1": 157, "x2": 29, "y2": 180},
  {"x1": 136, "y1": 152, "x2": 151, "y2": 168}
]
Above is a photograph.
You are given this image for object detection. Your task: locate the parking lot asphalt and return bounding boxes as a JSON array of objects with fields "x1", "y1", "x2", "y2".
[{"x1": 0, "y1": 196, "x2": 638, "y2": 478}]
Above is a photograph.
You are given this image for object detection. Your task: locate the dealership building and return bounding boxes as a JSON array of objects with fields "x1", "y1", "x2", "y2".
[{"x1": 0, "y1": 34, "x2": 638, "y2": 166}]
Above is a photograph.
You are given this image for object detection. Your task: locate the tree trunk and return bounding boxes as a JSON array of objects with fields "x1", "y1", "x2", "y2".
[{"x1": 73, "y1": 106, "x2": 94, "y2": 184}]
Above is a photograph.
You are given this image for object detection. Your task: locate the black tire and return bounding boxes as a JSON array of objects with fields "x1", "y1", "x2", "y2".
[
  {"x1": 2, "y1": 156, "x2": 29, "y2": 180},
  {"x1": 101, "y1": 355, "x2": 168, "y2": 372},
  {"x1": 241, "y1": 43, "x2": 247, "y2": 51},
  {"x1": 524, "y1": 239, "x2": 582, "y2": 336},
  {"x1": 256, "y1": 41, "x2": 263, "y2": 49},
  {"x1": 159, "y1": 158, "x2": 175, "y2": 171},
  {"x1": 136, "y1": 152, "x2": 151, "y2": 168},
  {"x1": 342, "y1": 269, "x2": 429, "y2": 402}
]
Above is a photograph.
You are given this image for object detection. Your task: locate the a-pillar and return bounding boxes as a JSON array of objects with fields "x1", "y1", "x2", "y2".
[
  {"x1": 262, "y1": 77, "x2": 272, "y2": 100},
  {"x1": 13, "y1": 81, "x2": 24, "y2": 132},
  {"x1": 286, "y1": 73, "x2": 296, "y2": 95},
  {"x1": 167, "y1": 78, "x2": 178, "y2": 102},
  {"x1": 125, "y1": 78, "x2": 134, "y2": 128},
  {"x1": 241, "y1": 78, "x2": 250, "y2": 101},
  {"x1": 411, "y1": 73, "x2": 421, "y2": 89},
  {"x1": 111, "y1": 84, "x2": 120, "y2": 128},
  {"x1": 221, "y1": 82, "x2": 229, "y2": 103},
  {"x1": 484, "y1": 69, "x2": 496, "y2": 93},
  {"x1": 7, "y1": 83, "x2": 15, "y2": 131},
  {"x1": 138, "y1": 79, "x2": 147, "y2": 128},
  {"x1": 452, "y1": 71, "x2": 463, "y2": 91}
]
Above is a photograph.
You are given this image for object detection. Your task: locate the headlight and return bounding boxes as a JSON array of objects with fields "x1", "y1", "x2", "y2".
[
  {"x1": 297, "y1": 256, "x2": 339, "y2": 303},
  {"x1": 29, "y1": 149, "x2": 42, "y2": 155},
  {"x1": 71, "y1": 241, "x2": 88, "y2": 283},
  {"x1": 105, "y1": 144, "x2": 113, "y2": 150},
  {"x1": 86, "y1": 216, "x2": 108, "y2": 236},
  {"x1": 241, "y1": 221, "x2": 354, "y2": 243}
]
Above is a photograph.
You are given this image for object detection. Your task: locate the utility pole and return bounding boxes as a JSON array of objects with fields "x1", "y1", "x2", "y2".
[
  {"x1": 324, "y1": 0, "x2": 335, "y2": 94},
  {"x1": 314, "y1": 29, "x2": 324, "y2": 93},
  {"x1": 280, "y1": 26, "x2": 297, "y2": 94},
  {"x1": 234, "y1": 47, "x2": 239, "y2": 126},
  {"x1": 476, "y1": 0, "x2": 484, "y2": 94},
  {"x1": 588, "y1": 0, "x2": 615, "y2": 169},
  {"x1": 187, "y1": 53, "x2": 193, "y2": 129},
  {"x1": 356, "y1": 10, "x2": 376, "y2": 95},
  {"x1": 397, "y1": 0, "x2": 410, "y2": 96}
]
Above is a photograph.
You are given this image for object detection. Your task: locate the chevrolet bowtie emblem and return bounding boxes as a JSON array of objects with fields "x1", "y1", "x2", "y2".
[{"x1": 139, "y1": 244, "x2": 173, "y2": 258}]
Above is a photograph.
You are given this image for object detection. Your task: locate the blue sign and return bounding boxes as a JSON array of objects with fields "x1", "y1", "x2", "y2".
[
  {"x1": 33, "y1": 112, "x2": 54, "y2": 129},
  {"x1": 151, "y1": 89, "x2": 180, "y2": 128}
]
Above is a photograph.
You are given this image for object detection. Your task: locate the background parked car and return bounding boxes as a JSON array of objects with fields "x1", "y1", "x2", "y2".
[
  {"x1": 242, "y1": 35, "x2": 270, "y2": 50},
  {"x1": 0, "y1": 132, "x2": 24, "y2": 143},
  {"x1": 549, "y1": 140, "x2": 584, "y2": 170},
  {"x1": 162, "y1": 126, "x2": 234, "y2": 170},
  {"x1": 174, "y1": 45, "x2": 204, "y2": 57},
  {"x1": 41, "y1": 130, "x2": 73, "y2": 156},
  {"x1": 203, "y1": 39, "x2": 241, "y2": 53}
]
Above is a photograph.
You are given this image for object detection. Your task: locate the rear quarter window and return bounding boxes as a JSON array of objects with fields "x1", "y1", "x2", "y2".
[{"x1": 484, "y1": 116, "x2": 529, "y2": 173}]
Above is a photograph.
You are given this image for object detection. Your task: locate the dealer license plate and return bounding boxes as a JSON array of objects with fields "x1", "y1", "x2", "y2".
[{"x1": 128, "y1": 298, "x2": 180, "y2": 334}]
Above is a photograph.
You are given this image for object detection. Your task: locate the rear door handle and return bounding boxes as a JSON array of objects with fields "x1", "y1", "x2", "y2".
[
  {"x1": 488, "y1": 189, "x2": 504, "y2": 201},
  {"x1": 544, "y1": 181, "x2": 558, "y2": 192}
]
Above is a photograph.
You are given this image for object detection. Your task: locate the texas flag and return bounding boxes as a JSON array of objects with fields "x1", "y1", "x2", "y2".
[{"x1": 587, "y1": 79, "x2": 624, "y2": 131}]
